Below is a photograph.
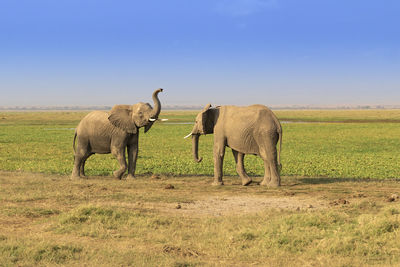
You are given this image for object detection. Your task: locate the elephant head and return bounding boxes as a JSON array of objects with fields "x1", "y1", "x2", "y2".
[
  {"x1": 108, "y1": 88, "x2": 163, "y2": 134},
  {"x1": 184, "y1": 103, "x2": 218, "y2": 163}
]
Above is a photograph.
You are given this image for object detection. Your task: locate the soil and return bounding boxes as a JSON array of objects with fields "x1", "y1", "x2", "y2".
[
  {"x1": 150, "y1": 195, "x2": 328, "y2": 217},
  {"x1": 1, "y1": 171, "x2": 399, "y2": 219}
]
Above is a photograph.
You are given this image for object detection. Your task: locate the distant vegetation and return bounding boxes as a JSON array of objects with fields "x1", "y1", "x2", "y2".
[{"x1": 1, "y1": 104, "x2": 400, "y2": 111}]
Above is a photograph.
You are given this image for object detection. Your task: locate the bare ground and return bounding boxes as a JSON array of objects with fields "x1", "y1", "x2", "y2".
[
  {"x1": 139, "y1": 195, "x2": 328, "y2": 217},
  {"x1": 1, "y1": 171, "x2": 399, "y2": 219}
]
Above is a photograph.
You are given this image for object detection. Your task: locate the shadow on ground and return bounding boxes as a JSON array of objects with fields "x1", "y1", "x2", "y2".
[{"x1": 296, "y1": 177, "x2": 400, "y2": 185}]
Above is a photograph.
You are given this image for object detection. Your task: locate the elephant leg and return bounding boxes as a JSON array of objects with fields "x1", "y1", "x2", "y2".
[
  {"x1": 111, "y1": 147, "x2": 127, "y2": 179},
  {"x1": 71, "y1": 139, "x2": 89, "y2": 179},
  {"x1": 213, "y1": 140, "x2": 226, "y2": 186},
  {"x1": 260, "y1": 159, "x2": 271, "y2": 186},
  {"x1": 232, "y1": 149, "x2": 252, "y2": 186},
  {"x1": 260, "y1": 142, "x2": 280, "y2": 187},
  {"x1": 71, "y1": 154, "x2": 83, "y2": 179},
  {"x1": 80, "y1": 153, "x2": 93, "y2": 177},
  {"x1": 127, "y1": 135, "x2": 138, "y2": 179}
]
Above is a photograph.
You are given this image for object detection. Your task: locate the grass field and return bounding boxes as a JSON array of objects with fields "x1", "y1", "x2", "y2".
[
  {"x1": 0, "y1": 109, "x2": 400, "y2": 266},
  {"x1": 1, "y1": 109, "x2": 400, "y2": 178}
]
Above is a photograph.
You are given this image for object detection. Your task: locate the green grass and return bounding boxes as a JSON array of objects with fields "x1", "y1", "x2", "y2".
[
  {"x1": 275, "y1": 109, "x2": 400, "y2": 122},
  {"x1": 1, "y1": 110, "x2": 400, "y2": 179}
]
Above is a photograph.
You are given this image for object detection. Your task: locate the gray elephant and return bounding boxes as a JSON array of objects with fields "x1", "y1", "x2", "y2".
[
  {"x1": 71, "y1": 88, "x2": 163, "y2": 179},
  {"x1": 185, "y1": 104, "x2": 282, "y2": 187}
]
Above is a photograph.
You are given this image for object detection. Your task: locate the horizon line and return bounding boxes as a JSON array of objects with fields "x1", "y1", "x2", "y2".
[{"x1": 1, "y1": 104, "x2": 400, "y2": 111}]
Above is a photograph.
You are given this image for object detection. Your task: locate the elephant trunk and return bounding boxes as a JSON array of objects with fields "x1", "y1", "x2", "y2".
[
  {"x1": 144, "y1": 88, "x2": 163, "y2": 133},
  {"x1": 149, "y1": 88, "x2": 163, "y2": 119},
  {"x1": 192, "y1": 134, "x2": 203, "y2": 163}
]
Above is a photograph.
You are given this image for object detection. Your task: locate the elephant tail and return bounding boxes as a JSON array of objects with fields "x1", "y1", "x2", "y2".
[
  {"x1": 277, "y1": 124, "x2": 282, "y2": 169},
  {"x1": 271, "y1": 112, "x2": 282, "y2": 170},
  {"x1": 73, "y1": 131, "x2": 77, "y2": 153}
]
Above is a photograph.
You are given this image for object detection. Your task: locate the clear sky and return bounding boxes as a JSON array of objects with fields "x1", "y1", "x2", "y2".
[{"x1": 1, "y1": 0, "x2": 399, "y2": 107}]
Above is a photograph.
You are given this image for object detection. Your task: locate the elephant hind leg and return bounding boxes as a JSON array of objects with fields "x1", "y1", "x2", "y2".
[
  {"x1": 259, "y1": 144, "x2": 280, "y2": 187},
  {"x1": 71, "y1": 155, "x2": 83, "y2": 179},
  {"x1": 80, "y1": 153, "x2": 94, "y2": 177},
  {"x1": 71, "y1": 139, "x2": 91, "y2": 179},
  {"x1": 260, "y1": 160, "x2": 271, "y2": 186},
  {"x1": 232, "y1": 149, "x2": 252, "y2": 186},
  {"x1": 72, "y1": 152, "x2": 88, "y2": 180}
]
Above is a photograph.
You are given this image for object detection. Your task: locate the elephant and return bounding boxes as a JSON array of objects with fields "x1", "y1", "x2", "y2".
[
  {"x1": 185, "y1": 103, "x2": 282, "y2": 187},
  {"x1": 71, "y1": 88, "x2": 163, "y2": 179}
]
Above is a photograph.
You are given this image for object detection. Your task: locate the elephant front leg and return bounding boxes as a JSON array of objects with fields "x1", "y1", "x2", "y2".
[
  {"x1": 232, "y1": 150, "x2": 252, "y2": 186},
  {"x1": 213, "y1": 142, "x2": 226, "y2": 186},
  {"x1": 111, "y1": 147, "x2": 127, "y2": 179},
  {"x1": 127, "y1": 143, "x2": 138, "y2": 179},
  {"x1": 127, "y1": 134, "x2": 139, "y2": 179}
]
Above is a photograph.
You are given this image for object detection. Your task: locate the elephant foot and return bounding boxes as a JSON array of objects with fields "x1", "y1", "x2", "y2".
[
  {"x1": 260, "y1": 179, "x2": 280, "y2": 187},
  {"x1": 126, "y1": 174, "x2": 135, "y2": 180},
  {"x1": 268, "y1": 179, "x2": 281, "y2": 187},
  {"x1": 70, "y1": 174, "x2": 80, "y2": 180},
  {"x1": 113, "y1": 171, "x2": 124, "y2": 180},
  {"x1": 212, "y1": 180, "x2": 224, "y2": 186},
  {"x1": 241, "y1": 177, "x2": 252, "y2": 186},
  {"x1": 260, "y1": 178, "x2": 270, "y2": 186}
]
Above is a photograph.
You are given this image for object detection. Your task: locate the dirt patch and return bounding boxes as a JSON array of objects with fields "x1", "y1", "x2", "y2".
[{"x1": 151, "y1": 195, "x2": 328, "y2": 217}]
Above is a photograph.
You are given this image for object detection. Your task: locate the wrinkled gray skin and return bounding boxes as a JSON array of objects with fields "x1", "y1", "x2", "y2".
[
  {"x1": 71, "y1": 88, "x2": 163, "y2": 179},
  {"x1": 189, "y1": 104, "x2": 282, "y2": 187}
]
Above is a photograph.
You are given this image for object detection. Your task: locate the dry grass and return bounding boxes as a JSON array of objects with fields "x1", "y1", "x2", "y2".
[{"x1": 1, "y1": 171, "x2": 400, "y2": 266}]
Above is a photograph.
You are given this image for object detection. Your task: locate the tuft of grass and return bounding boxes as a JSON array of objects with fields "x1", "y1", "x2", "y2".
[
  {"x1": 0, "y1": 244, "x2": 25, "y2": 264},
  {"x1": 56, "y1": 205, "x2": 133, "y2": 238},
  {"x1": 33, "y1": 244, "x2": 83, "y2": 264},
  {"x1": 1, "y1": 207, "x2": 60, "y2": 218}
]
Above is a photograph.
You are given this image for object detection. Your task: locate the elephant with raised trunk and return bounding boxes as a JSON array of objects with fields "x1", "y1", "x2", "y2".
[
  {"x1": 185, "y1": 104, "x2": 282, "y2": 187},
  {"x1": 71, "y1": 88, "x2": 163, "y2": 179}
]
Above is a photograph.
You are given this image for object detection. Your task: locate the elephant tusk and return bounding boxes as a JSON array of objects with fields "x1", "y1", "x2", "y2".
[
  {"x1": 149, "y1": 118, "x2": 157, "y2": 122},
  {"x1": 183, "y1": 132, "x2": 193, "y2": 139}
]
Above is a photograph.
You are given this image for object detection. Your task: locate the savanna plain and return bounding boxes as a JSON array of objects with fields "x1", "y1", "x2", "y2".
[{"x1": 0, "y1": 109, "x2": 400, "y2": 266}]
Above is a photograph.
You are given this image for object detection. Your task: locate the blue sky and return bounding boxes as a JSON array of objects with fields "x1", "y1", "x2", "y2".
[{"x1": 1, "y1": 0, "x2": 399, "y2": 106}]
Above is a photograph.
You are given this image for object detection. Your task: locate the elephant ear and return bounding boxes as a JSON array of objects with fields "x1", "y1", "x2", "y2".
[
  {"x1": 201, "y1": 104, "x2": 214, "y2": 134},
  {"x1": 108, "y1": 105, "x2": 137, "y2": 134}
]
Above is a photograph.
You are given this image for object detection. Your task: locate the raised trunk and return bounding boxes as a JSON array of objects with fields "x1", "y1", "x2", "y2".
[
  {"x1": 144, "y1": 88, "x2": 163, "y2": 133},
  {"x1": 149, "y1": 88, "x2": 163, "y2": 119},
  {"x1": 192, "y1": 134, "x2": 202, "y2": 163}
]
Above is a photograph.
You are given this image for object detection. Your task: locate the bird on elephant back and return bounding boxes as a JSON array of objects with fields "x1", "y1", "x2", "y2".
[
  {"x1": 71, "y1": 88, "x2": 163, "y2": 180},
  {"x1": 185, "y1": 103, "x2": 282, "y2": 187}
]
